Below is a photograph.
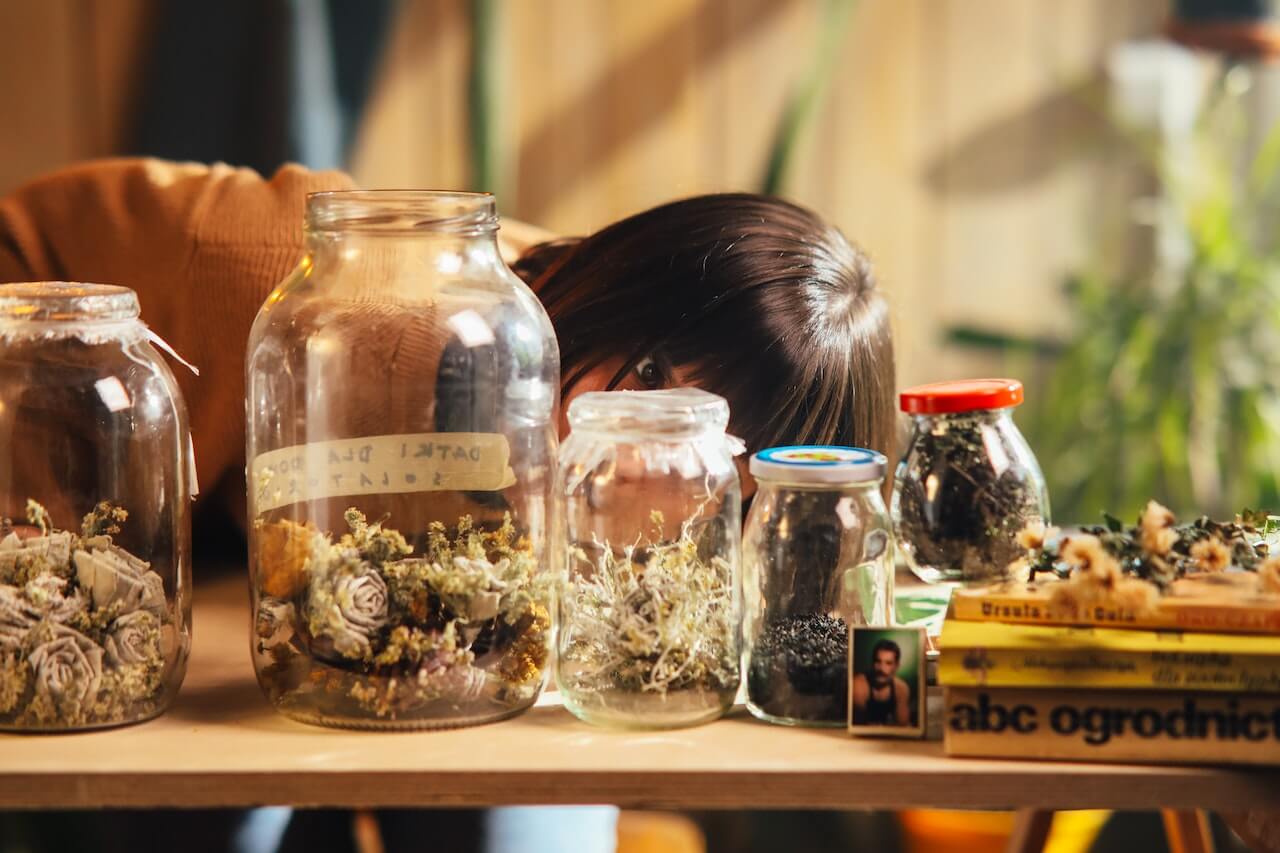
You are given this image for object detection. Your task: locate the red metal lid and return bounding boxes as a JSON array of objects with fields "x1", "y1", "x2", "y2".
[{"x1": 899, "y1": 378, "x2": 1024, "y2": 415}]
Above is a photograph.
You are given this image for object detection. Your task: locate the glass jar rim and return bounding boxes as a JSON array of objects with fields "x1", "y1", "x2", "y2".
[
  {"x1": 0, "y1": 282, "x2": 140, "y2": 323},
  {"x1": 567, "y1": 388, "x2": 730, "y2": 437},
  {"x1": 306, "y1": 190, "x2": 498, "y2": 235}
]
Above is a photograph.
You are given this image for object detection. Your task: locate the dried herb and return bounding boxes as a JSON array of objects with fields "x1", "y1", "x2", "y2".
[
  {"x1": 1020, "y1": 501, "x2": 1277, "y2": 592},
  {"x1": 0, "y1": 500, "x2": 173, "y2": 728},
  {"x1": 254, "y1": 510, "x2": 551, "y2": 722},
  {"x1": 747, "y1": 614, "x2": 848, "y2": 723},
  {"x1": 895, "y1": 414, "x2": 1045, "y2": 583},
  {"x1": 559, "y1": 511, "x2": 739, "y2": 708}
]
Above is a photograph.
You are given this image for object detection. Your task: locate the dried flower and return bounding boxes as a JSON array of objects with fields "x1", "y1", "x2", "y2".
[
  {"x1": 0, "y1": 530, "x2": 74, "y2": 586},
  {"x1": 498, "y1": 602, "x2": 551, "y2": 685},
  {"x1": 27, "y1": 625, "x2": 104, "y2": 723},
  {"x1": 73, "y1": 545, "x2": 165, "y2": 616},
  {"x1": 25, "y1": 500, "x2": 50, "y2": 536},
  {"x1": 1060, "y1": 535, "x2": 1105, "y2": 571},
  {"x1": 1191, "y1": 538, "x2": 1231, "y2": 573},
  {"x1": 81, "y1": 502, "x2": 128, "y2": 538},
  {"x1": 307, "y1": 562, "x2": 389, "y2": 661},
  {"x1": 561, "y1": 511, "x2": 739, "y2": 697},
  {"x1": 269, "y1": 509, "x2": 550, "y2": 719},
  {"x1": 0, "y1": 501, "x2": 179, "y2": 727},
  {"x1": 1139, "y1": 500, "x2": 1178, "y2": 556},
  {"x1": 0, "y1": 587, "x2": 35, "y2": 652},
  {"x1": 23, "y1": 574, "x2": 86, "y2": 623},
  {"x1": 255, "y1": 597, "x2": 297, "y2": 650},
  {"x1": 104, "y1": 611, "x2": 162, "y2": 667},
  {"x1": 1016, "y1": 520, "x2": 1059, "y2": 552},
  {"x1": 256, "y1": 519, "x2": 317, "y2": 598}
]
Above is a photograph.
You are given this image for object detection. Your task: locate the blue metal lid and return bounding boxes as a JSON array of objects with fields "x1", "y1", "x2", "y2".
[{"x1": 749, "y1": 445, "x2": 887, "y2": 484}]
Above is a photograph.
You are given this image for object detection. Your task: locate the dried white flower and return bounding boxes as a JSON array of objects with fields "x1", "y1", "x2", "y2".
[
  {"x1": 308, "y1": 563, "x2": 389, "y2": 660},
  {"x1": 0, "y1": 586, "x2": 35, "y2": 652},
  {"x1": 104, "y1": 611, "x2": 162, "y2": 667},
  {"x1": 73, "y1": 545, "x2": 165, "y2": 615},
  {"x1": 28, "y1": 626, "x2": 104, "y2": 716}
]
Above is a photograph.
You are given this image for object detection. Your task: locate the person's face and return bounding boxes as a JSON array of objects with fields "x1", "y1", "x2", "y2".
[
  {"x1": 872, "y1": 649, "x2": 898, "y2": 686},
  {"x1": 560, "y1": 356, "x2": 758, "y2": 503}
]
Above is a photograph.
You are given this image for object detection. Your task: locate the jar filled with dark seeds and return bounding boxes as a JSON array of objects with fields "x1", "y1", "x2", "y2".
[
  {"x1": 891, "y1": 379, "x2": 1049, "y2": 586},
  {"x1": 742, "y1": 446, "x2": 892, "y2": 727}
]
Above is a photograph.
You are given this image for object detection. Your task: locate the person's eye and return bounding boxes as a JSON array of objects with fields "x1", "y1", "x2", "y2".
[{"x1": 635, "y1": 356, "x2": 664, "y2": 390}]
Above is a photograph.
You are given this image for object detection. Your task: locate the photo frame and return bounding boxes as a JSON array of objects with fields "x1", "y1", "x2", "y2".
[{"x1": 847, "y1": 625, "x2": 927, "y2": 738}]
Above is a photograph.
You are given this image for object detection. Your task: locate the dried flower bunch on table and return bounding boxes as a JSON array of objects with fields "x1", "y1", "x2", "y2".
[
  {"x1": 1006, "y1": 501, "x2": 1280, "y2": 614},
  {"x1": 253, "y1": 509, "x2": 551, "y2": 727},
  {"x1": 0, "y1": 501, "x2": 177, "y2": 729},
  {"x1": 558, "y1": 510, "x2": 739, "y2": 722}
]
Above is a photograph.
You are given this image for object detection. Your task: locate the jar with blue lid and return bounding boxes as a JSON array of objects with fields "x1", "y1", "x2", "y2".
[{"x1": 742, "y1": 446, "x2": 893, "y2": 726}]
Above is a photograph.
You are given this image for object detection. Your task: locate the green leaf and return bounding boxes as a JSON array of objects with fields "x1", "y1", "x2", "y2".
[{"x1": 760, "y1": 0, "x2": 857, "y2": 194}]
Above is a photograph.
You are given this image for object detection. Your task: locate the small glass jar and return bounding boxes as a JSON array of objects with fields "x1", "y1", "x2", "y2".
[
  {"x1": 557, "y1": 389, "x2": 742, "y2": 729},
  {"x1": 246, "y1": 191, "x2": 559, "y2": 729},
  {"x1": 892, "y1": 379, "x2": 1049, "y2": 586},
  {"x1": 742, "y1": 446, "x2": 892, "y2": 727},
  {"x1": 0, "y1": 283, "x2": 192, "y2": 731}
]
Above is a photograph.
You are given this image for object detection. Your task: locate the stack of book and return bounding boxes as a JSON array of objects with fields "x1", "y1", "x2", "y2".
[{"x1": 939, "y1": 575, "x2": 1280, "y2": 766}]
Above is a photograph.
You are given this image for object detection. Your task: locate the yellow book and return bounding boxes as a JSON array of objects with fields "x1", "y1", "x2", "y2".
[
  {"x1": 950, "y1": 574, "x2": 1280, "y2": 634},
  {"x1": 945, "y1": 686, "x2": 1280, "y2": 766},
  {"x1": 939, "y1": 618, "x2": 1280, "y2": 692}
]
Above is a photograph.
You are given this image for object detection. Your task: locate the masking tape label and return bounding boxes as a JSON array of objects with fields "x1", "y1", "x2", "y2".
[{"x1": 251, "y1": 432, "x2": 516, "y2": 514}]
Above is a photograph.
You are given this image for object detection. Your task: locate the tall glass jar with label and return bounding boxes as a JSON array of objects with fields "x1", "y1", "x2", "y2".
[
  {"x1": 742, "y1": 446, "x2": 892, "y2": 727},
  {"x1": 246, "y1": 192, "x2": 559, "y2": 729},
  {"x1": 0, "y1": 282, "x2": 192, "y2": 731},
  {"x1": 557, "y1": 389, "x2": 742, "y2": 729}
]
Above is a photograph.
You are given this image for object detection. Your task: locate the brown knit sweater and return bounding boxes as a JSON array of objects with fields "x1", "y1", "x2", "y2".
[{"x1": 0, "y1": 158, "x2": 547, "y2": 520}]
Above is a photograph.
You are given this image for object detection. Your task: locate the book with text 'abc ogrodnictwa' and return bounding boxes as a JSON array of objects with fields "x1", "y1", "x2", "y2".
[
  {"x1": 944, "y1": 686, "x2": 1280, "y2": 766},
  {"x1": 949, "y1": 573, "x2": 1280, "y2": 634},
  {"x1": 938, "y1": 618, "x2": 1280, "y2": 693}
]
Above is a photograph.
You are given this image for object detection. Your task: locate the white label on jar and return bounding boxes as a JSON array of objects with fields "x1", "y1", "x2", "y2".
[{"x1": 250, "y1": 432, "x2": 516, "y2": 514}]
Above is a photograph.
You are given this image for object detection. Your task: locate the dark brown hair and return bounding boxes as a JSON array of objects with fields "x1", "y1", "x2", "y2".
[{"x1": 512, "y1": 193, "x2": 895, "y2": 460}]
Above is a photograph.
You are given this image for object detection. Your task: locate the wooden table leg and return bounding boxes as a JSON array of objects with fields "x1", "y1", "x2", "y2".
[
  {"x1": 1007, "y1": 809, "x2": 1054, "y2": 853},
  {"x1": 1163, "y1": 810, "x2": 1214, "y2": 853}
]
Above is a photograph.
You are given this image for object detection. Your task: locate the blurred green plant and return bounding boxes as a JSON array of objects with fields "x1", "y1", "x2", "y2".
[
  {"x1": 468, "y1": 0, "x2": 501, "y2": 197},
  {"x1": 951, "y1": 66, "x2": 1280, "y2": 523},
  {"x1": 761, "y1": 0, "x2": 857, "y2": 195}
]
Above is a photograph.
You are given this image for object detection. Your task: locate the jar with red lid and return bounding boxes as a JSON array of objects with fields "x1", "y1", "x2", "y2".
[{"x1": 891, "y1": 379, "x2": 1049, "y2": 585}]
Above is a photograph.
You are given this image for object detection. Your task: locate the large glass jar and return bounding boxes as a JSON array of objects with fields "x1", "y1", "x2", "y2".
[
  {"x1": 246, "y1": 192, "x2": 559, "y2": 729},
  {"x1": 742, "y1": 446, "x2": 892, "y2": 727},
  {"x1": 557, "y1": 389, "x2": 742, "y2": 729},
  {"x1": 892, "y1": 379, "x2": 1049, "y2": 586},
  {"x1": 0, "y1": 282, "x2": 192, "y2": 731}
]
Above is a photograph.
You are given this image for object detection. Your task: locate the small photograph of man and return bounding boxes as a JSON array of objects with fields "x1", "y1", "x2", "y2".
[{"x1": 849, "y1": 627, "x2": 925, "y2": 737}]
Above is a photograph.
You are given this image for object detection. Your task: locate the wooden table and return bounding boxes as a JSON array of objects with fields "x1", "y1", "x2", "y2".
[{"x1": 2, "y1": 577, "x2": 1279, "y2": 811}]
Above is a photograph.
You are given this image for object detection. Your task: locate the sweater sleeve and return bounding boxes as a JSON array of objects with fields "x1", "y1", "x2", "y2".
[{"x1": 0, "y1": 158, "x2": 357, "y2": 519}]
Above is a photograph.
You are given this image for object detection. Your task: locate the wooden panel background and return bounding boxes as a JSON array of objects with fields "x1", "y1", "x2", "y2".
[{"x1": 0, "y1": 0, "x2": 1164, "y2": 386}]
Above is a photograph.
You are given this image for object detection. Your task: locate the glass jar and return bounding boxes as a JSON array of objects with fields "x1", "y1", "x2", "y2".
[
  {"x1": 246, "y1": 192, "x2": 559, "y2": 729},
  {"x1": 742, "y1": 446, "x2": 892, "y2": 727},
  {"x1": 892, "y1": 379, "x2": 1049, "y2": 586},
  {"x1": 557, "y1": 389, "x2": 742, "y2": 729},
  {"x1": 0, "y1": 282, "x2": 192, "y2": 731}
]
